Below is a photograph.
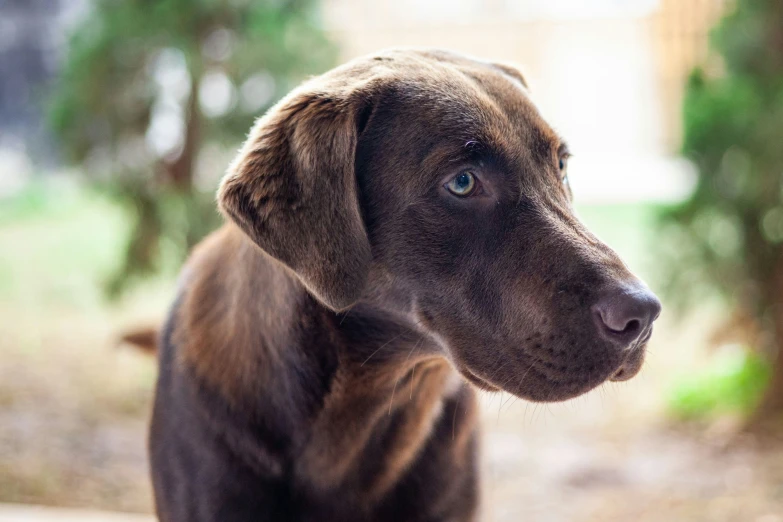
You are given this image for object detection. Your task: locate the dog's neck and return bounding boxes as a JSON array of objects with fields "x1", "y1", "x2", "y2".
[{"x1": 175, "y1": 225, "x2": 462, "y2": 496}]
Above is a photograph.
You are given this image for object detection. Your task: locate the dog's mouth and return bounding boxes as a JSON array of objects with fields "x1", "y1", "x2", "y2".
[
  {"x1": 424, "y1": 299, "x2": 657, "y2": 402},
  {"x1": 609, "y1": 328, "x2": 653, "y2": 382},
  {"x1": 452, "y1": 332, "x2": 653, "y2": 401},
  {"x1": 459, "y1": 366, "x2": 501, "y2": 392}
]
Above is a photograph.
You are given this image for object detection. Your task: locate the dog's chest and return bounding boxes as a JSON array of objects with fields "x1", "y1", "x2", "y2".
[{"x1": 295, "y1": 361, "x2": 460, "y2": 501}]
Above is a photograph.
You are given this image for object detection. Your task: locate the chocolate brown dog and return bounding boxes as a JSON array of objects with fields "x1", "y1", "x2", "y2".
[{"x1": 150, "y1": 49, "x2": 661, "y2": 521}]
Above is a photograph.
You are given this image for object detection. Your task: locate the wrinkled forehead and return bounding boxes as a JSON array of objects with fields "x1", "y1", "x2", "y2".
[{"x1": 384, "y1": 54, "x2": 563, "y2": 172}]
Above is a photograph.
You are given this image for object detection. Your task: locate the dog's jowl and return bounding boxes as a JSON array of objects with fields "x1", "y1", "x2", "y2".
[{"x1": 149, "y1": 49, "x2": 661, "y2": 522}]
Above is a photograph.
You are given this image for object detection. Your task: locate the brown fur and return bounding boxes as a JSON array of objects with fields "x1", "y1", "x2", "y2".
[
  {"x1": 149, "y1": 49, "x2": 660, "y2": 522},
  {"x1": 119, "y1": 327, "x2": 158, "y2": 354}
]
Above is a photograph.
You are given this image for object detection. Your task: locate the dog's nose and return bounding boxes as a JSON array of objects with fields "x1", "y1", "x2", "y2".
[{"x1": 592, "y1": 283, "x2": 661, "y2": 346}]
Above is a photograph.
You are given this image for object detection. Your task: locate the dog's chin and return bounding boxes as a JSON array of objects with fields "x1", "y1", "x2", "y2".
[
  {"x1": 510, "y1": 351, "x2": 647, "y2": 401},
  {"x1": 511, "y1": 378, "x2": 607, "y2": 403},
  {"x1": 446, "y1": 330, "x2": 649, "y2": 402},
  {"x1": 457, "y1": 363, "x2": 605, "y2": 402},
  {"x1": 458, "y1": 353, "x2": 636, "y2": 403},
  {"x1": 609, "y1": 344, "x2": 648, "y2": 382}
]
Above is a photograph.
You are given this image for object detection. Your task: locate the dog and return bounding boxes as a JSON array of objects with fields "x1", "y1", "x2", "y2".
[{"x1": 149, "y1": 48, "x2": 662, "y2": 522}]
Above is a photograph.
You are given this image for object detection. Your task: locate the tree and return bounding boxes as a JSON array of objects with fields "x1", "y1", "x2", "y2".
[
  {"x1": 50, "y1": 0, "x2": 337, "y2": 295},
  {"x1": 660, "y1": 0, "x2": 783, "y2": 428}
]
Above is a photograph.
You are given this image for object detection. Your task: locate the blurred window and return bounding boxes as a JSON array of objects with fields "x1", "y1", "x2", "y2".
[{"x1": 505, "y1": 0, "x2": 660, "y2": 20}]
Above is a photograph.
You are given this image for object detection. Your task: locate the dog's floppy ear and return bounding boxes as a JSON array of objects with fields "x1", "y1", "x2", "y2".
[
  {"x1": 491, "y1": 61, "x2": 528, "y2": 90},
  {"x1": 218, "y1": 80, "x2": 373, "y2": 311}
]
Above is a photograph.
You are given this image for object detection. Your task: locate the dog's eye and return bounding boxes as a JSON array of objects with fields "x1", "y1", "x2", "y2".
[
  {"x1": 446, "y1": 171, "x2": 477, "y2": 197},
  {"x1": 558, "y1": 155, "x2": 569, "y2": 179}
]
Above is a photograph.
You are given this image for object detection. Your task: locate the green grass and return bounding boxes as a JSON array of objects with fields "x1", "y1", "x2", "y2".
[
  {"x1": 0, "y1": 181, "x2": 129, "y2": 309},
  {"x1": 666, "y1": 349, "x2": 771, "y2": 420}
]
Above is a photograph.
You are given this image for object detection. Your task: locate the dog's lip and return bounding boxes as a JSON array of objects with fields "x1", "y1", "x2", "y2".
[
  {"x1": 610, "y1": 330, "x2": 652, "y2": 382},
  {"x1": 460, "y1": 366, "x2": 500, "y2": 392},
  {"x1": 455, "y1": 327, "x2": 654, "y2": 395},
  {"x1": 609, "y1": 356, "x2": 644, "y2": 382},
  {"x1": 621, "y1": 327, "x2": 653, "y2": 359},
  {"x1": 635, "y1": 328, "x2": 653, "y2": 348}
]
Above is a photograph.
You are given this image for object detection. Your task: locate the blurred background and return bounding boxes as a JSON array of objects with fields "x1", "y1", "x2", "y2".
[{"x1": 1, "y1": 0, "x2": 783, "y2": 520}]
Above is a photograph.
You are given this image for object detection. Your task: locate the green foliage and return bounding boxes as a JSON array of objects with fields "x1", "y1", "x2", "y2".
[
  {"x1": 0, "y1": 182, "x2": 53, "y2": 224},
  {"x1": 49, "y1": 0, "x2": 337, "y2": 296},
  {"x1": 667, "y1": 349, "x2": 771, "y2": 420},
  {"x1": 660, "y1": 0, "x2": 783, "y2": 340},
  {"x1": 0, "y1": 183, "x2": 130, "y2": 309}
]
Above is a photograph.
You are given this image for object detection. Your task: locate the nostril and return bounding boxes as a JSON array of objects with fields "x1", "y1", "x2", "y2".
[
  {"x1": 595, "y1": 308, "x2": 641, "y2": 335},
  {"x1": 619, "y1": 319, "x2": 640, "y2": 336},
  {"x1": 611, "y1": 367, "x2": 626, "y2": 380},
  {"x1": 592, "y1": 284, "x2": 661, "y2": 346}
]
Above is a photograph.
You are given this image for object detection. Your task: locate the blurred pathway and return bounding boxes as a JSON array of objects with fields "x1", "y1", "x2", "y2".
[{"x1": 0, "y1": 504, "x2": 153, "y2": 522}]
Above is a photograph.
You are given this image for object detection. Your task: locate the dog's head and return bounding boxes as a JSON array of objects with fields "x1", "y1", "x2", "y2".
[{"x1": 219, "y1": 49, "x2": 661, "y2": 402}]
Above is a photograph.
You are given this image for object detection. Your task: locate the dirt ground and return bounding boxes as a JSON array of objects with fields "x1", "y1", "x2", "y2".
[{"x1": 481, "y1": 396, "x2": 783, "y2": 521}]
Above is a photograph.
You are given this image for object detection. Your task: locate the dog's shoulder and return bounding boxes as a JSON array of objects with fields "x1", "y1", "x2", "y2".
[
  {"x1": 165, "y1": 224, "x2": 340, "y2": 414},
  {"x1": 166, "y1": 225, "x2": 289, "y2": 402}
]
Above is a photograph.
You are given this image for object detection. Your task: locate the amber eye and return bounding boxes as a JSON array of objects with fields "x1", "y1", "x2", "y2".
[
  {"x1": 446, "y1": 171, "x2": 477, "y2": 197},
  {"x1": 558, "y1": 155, "x2": 569, "y2": 178}
]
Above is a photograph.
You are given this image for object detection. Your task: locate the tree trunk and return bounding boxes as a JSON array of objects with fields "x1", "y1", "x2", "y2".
[
  {"x1": 164, "y1": 78, "x2": 200, "y2": 192},
  {"x1": 111, "y1": 79, "x2": 202, "y2": 296},
  {"x1": 746, "y1": 277, "x2": 783, "y2": 432},
  {"x1": 746, "y1": 354, "x2": 783, "y2": 433}
]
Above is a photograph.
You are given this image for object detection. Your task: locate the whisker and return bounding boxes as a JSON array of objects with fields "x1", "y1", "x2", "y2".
[
  {"x1": 408, "y1": 337, "x2": 425, "y2": 399},
  {"x1": 388, "y1": 374, "x2": 400, "y2": 415},
  {"x1": 361, "y1": 336, "x2": 400, "y2": 367},
  {"x1": 337, "y1": 304, "x2": 356, "y2": 326},
  {"x1": 360, "y1": 320, "x2": 424, "y2": 367},
  {"x1": 452, "y1": 388, "x2": 462, "y2": 441}
]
